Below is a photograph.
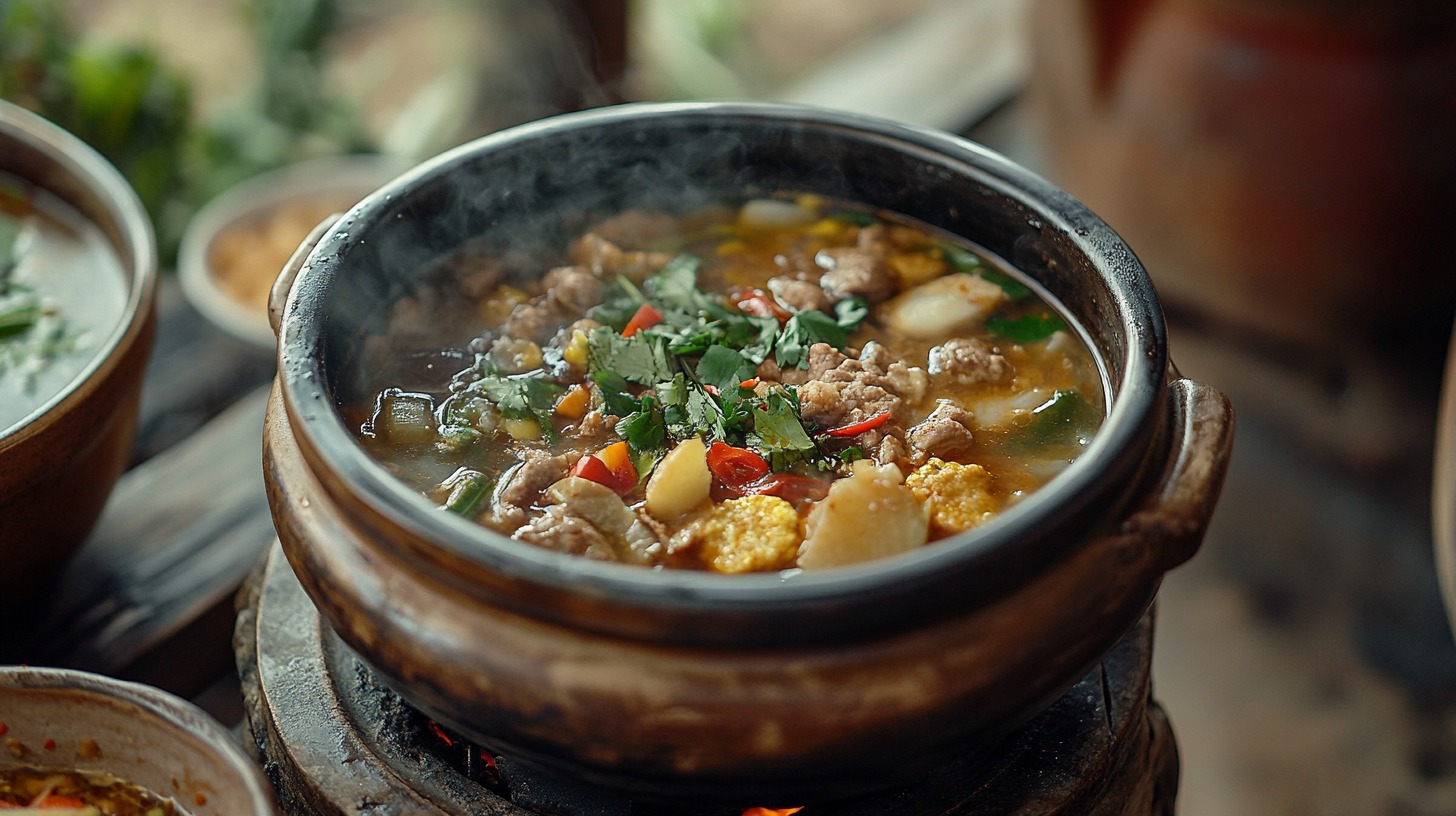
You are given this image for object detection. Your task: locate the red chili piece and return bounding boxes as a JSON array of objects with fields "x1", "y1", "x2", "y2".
[
  {"x1": 621, "y1": 303, "x2": 664, "y2": 337},
  {"x1": 706, "y1": 442, "x2": 770, "y2": 487},
  {"x1": 43, "y1": 739, "x2": 55, "y2": 751},
  {"x1": 821, "y1": 411, "x2": 891, "y2": 438}
]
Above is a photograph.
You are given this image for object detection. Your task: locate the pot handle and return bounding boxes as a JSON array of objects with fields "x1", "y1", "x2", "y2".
[
  {"x1": 269, "y1": 214, "x2": 341, "y2": 337},
  {"x1": 1125, "y1": 374, "x2": 1235, "y2": 571}
]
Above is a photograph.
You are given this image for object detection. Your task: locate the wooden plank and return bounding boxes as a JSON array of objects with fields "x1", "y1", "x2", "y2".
[{"x1": 2, "y1": 385, "x2": 275, "y2": 700}]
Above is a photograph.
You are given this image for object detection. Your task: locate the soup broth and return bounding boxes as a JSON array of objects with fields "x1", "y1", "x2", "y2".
[
  {"x1": 0, "y1": 175, "x2": 128, "y2": 434},
  {"x1": 345, "y1": 196, "x2": 1104, "y2": 572}
]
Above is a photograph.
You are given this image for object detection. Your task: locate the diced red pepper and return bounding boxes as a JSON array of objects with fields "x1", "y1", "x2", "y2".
[
  {"x1": 739, "y1": 378, "x2": 760, "y2": 389},
  {"x1": 621, "y1": 303, "x2": 664, "y2": 337},
  {"x1": 570, "y1": 454, "x2": 617, "y2": 488},
  {"x1": 820, "y1": 411, "x2": 892, "y2": 438},
  {"x1": 734, "y1": 288, "x2": 791, "y2": 323},
  {"x1": 597, "y1": 441, "x2": 639, "y2": 494},
  {"x1": 706, "y1": 441, "x2": 770, "y2": 487}
]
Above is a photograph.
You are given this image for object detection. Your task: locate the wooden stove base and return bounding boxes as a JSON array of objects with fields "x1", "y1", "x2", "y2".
[{"x1": 236, "y1": 545, "x2": 1179, "y2": 815}]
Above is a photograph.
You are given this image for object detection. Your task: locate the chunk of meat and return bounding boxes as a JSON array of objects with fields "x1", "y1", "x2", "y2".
[
  {"x1": 767, "y1": 275, "x2": 831, "y2": 313},
  {"x1": 927, "y1": 338, "x2": 1014, "y2": 386},
  {"x1": 495, "y1": 451, "x2": 568, "y2": 510},
  {"x1": 795, "y1": 342, "x2": 926, "y2": 430},
  {"x1": 814, "y1": 246, "x2": 897, "y2": 304},
  {"x1": 543, "y1": 265, "x2": 607, "y2": 314},
  {"x1": 906, "y1": 401, "x2": 977, "y2": 464},
  {"x1": 569, "y1": 233, "x2": 673, "y2": 282},
  {"x1": 503, "y1": 298, "x2": 572, "y2": 344},
  {"x1": 513, "y1": 505, "x2": 620, "y2": 561}
]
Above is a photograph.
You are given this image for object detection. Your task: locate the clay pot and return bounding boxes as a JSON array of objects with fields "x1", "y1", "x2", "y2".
[
  {"x1": 262, "y1": 102, "x2": 1234, "y2": 802},
  {"x1": 0, "y1": 102, "x2": 157, "y2": 611},
  {"x1": 1027, "y1": 0, "x2": 1456, "y2": 352},
  {"x1": 0, "y1": 666, "x2": 277, "y2": 814}
]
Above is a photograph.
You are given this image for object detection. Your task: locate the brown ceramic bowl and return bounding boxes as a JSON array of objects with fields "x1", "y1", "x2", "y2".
[
  {"x1": 264, "y1": 102, "x2": 1235, "y2": 802},
  {"x1": 0, "y1": 102, "x2": 157, "y2": 611},
  {"x1": 0, "y1": 666, "x2": 277, "y2": 814}
]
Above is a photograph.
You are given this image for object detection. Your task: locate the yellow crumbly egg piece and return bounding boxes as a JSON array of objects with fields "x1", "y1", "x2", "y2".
[
  {"x1": 906, "y1": 458, "x2": 999, "y2": 535},
  {"x1": 694, "y1": 495, "x2": 802, "y2": 574}
]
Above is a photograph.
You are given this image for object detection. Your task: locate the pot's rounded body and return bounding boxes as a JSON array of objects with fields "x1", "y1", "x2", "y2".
[
  {"x1": 0, "y1": 667, "x2": 278, "y2": 814},
  {"x1": 1027, "y1": 0, "x2": 1456, "y2": 352},
  {"x1": 264, "y1": 102, "x2": 1233, "y2": 802},
  {"x1": 0, "y1": 102, "x2": 157, "y2": 610}
]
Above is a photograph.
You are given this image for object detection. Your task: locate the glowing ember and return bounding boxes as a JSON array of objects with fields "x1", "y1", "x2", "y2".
[
  {"x1": 426, "y1": 720, "x2": 454, "y2": 747},
  {"x1": 741, "y1": 808, "x2": 804, "y2": 816}
]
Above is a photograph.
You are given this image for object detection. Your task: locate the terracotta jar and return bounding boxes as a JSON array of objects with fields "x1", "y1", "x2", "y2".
[
  {"x1": 262, "y1": 102, "x2": 1234, "y2": 802},
  {"x1": 1027, "y1": 0, "x2": 1456, "y2": 354}
]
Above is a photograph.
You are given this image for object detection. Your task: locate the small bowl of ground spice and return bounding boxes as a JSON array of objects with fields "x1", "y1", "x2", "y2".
[{"x1": 178, "y1": 154, "x2": 405, "y2": 351}]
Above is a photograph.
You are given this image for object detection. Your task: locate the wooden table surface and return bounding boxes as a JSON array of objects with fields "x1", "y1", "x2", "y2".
[{"x1": 0, "y1": 276, "x2": 279, "y2": 722}]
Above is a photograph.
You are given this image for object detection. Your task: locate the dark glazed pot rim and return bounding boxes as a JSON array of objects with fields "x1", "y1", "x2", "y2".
[
  {"x1": 276, "y1": 101, "x2": 1167, "y2": 624},
  {"x1": 0, "y1": 100, "x2": 157, "y2": 444}
]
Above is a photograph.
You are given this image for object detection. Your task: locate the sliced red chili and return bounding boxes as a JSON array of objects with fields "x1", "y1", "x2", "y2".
[
  {"x1": 706, "y1": 441, "x2": 770, "y2": 487},
  {"x1": 621, "y1": 303, "x2": 664, "y2": 337},
  {"x1": 821, "y1": 411, "x2": 891, "y2": 438}
]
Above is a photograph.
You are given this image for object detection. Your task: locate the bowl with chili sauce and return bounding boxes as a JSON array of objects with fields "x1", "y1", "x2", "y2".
[{"x1": 0, "y1": 666, "x2": 277, "y2": 815}]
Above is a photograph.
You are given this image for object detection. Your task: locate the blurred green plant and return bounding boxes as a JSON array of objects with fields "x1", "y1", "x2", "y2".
[{"x1": 0, "y1": 0, "x2": 374, "y2": 265}]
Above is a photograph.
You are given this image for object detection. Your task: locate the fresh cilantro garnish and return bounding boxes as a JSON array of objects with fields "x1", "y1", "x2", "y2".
[
  {"x1": 695, "y1": 344, "x2": 757, "y2": 393},
  {"x1": 464, "y1": 365, "x2": 565, "y2": 439},
  {"x1": 591, "y1": 369, "x2": 639, "y2": 416},
  {"x1": 617, "y1": 397, "x2": 669, "y2": 456},
  {"x1": 774, "y1": 299, "x2": 866, "y2": 369},
  {"x1": 749, "y1": 389, "x2": 822, "y2": 471},
  {"x1": 587, "y1": 326, "x2": 675, "y2": 385},
  {"x1": 987, "y1": 312, "x2": 1065, "y2": 343},
  {"x1": 644, "y1": 254, "x2": 707, "y2": 313}
]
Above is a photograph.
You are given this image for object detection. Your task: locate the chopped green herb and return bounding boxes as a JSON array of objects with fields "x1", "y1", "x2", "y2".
[
  {"x1": 835, "y1": 446, "x2": 866, "y2": 465},
  {"x1": 775, "y1": 309, "x2": 849, "y2": 369},
  {"x1": 695, "y1": 344, "x2": 757, "y2": 392},
  {"x1": 617, "y1": 396, "x2": 668, "y2": 455},
  {"x1": 1005, "y1": 389, "x2": 1098, "y2": 453},
  {"x1": 587, "y1": 327, "x2": 675, "y2": 385},
  {"x1": 465, "y1": 366, "x2": 565, "y2": 439},
  {"x1": 987, "y1": 312, "x2": 1065, "y2": 343},
  {"x1": 644, "y1": 253, "x2": 706, "y2": 313},
  {"x1": 828, "y1": 210, "x2": 878, "y2": 227},
  {"x1": 0, "y1": 301, "x2": 40, "y2": 339},
  {"x1": 591, "y1": 369, "x2": 640, "y2": 416},
  {"x1": 750, "y1": 389, "x2": 822, "y2": 470}
]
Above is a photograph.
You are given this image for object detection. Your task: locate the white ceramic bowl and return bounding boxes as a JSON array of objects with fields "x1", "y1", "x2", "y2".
[
  {"x1": 178, "y1": 154, "x2": 406, "y2": 350},
  {"x1": 0, "y1": 666, "x2": 277, "y2": 814}
]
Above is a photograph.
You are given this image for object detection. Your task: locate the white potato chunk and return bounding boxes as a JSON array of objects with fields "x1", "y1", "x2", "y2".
[
  {"x1": 881, "y1": 273, "x2": 1009, "y2": 339},
  {"x1": 738, "y1": 198, "x2": 816, "y2": 229},
  {"x1": 545, "y1": 477, "x2": 636, "y2": 536},
  {"x1": 645, "y1": 437, "x2": 712, "y2": 520},
  {"x1": 797, "y1": 460, "x2": 929, "y2": 569}
]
